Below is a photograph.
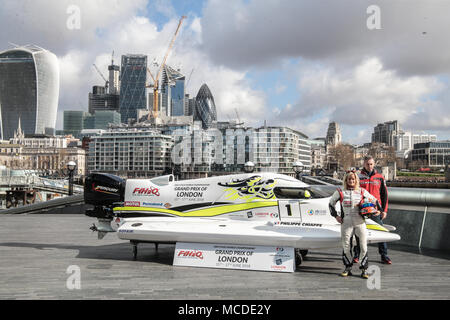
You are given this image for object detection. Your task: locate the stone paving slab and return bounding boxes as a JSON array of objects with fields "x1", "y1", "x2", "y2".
[{"x1": 0, "y1": 214, "x2": 449, "y2": 300}]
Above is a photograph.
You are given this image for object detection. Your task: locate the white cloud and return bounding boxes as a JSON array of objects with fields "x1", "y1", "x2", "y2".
[
  {"x1": 200, "y1": 0, "x2": 450, "y2": 76},
  {"x1": 2, "y1": 0, "x2": 449, "y2": 142},
  {"x1": 1, "y1": 0, "x2": 269, "y2": 130},
  {"x1": 294, "y1": 58, "x2": 443, "y2": 125}
]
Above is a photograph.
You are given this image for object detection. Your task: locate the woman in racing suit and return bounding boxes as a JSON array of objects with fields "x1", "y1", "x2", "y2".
[{"x1": 329, "y1": 171, "x2": 381, "y2": 279}]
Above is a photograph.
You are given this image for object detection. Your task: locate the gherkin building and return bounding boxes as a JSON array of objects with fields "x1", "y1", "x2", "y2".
[{"x1": 195, "y1": 84, "x2": 217, "y2": 129}]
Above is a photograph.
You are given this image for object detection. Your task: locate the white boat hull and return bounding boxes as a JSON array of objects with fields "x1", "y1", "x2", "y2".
[{"x1": 117, "y1": 217, "x2": 401, "y2": 249}]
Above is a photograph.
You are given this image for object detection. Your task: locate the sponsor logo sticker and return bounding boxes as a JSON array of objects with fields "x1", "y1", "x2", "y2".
[
  {"x1": 255, "y1": 212, "x2": 269, "y2": 217},
  {"x1": 142, "y1": 202, "x2": 164, "y2": 207},
  {"x1": 177, "y1": 250, "x2": 204, "y2": 260},
  {"x1": 93, "y1": 184, "x2": 119, "y2": 194},
  {"x1": 124, "y1": 201, "x2": 140, "y2": 207},
  {"x1": 132, "y1": 187, "x2": 160, "y2": 196}
]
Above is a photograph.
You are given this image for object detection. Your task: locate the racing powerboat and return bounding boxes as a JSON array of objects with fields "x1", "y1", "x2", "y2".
[{"x1": 84, "y1": 172, "x2": 401, "y2": 264}]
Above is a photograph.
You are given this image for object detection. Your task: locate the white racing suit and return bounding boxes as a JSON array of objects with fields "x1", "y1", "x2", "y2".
[{"x1": 329, "y1": 188, "x2": 378, "y2": 270}]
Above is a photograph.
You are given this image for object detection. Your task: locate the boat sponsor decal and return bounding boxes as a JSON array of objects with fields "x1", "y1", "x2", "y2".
[
  {"x1": 275, "y1": 221, "x2": 323, "y2": 227},
  {"x1": 215, "y1": 246, "x2": 254, "y2": 266},
  {"x1": 174, "y1": 185, "x2": 208, "y2": 202},
  {"x1": 247, "y1": 211, "x2": 253, "y2": 218},
  {"x1": 174, "y1": 243, "x2": 294, "y2": 273},
  {"x1": 124, "y1": 201, "x2": 140, "y2": 207},
  {"x1": 177, "y1": 250, "x2": 204, "y2": 260},
  {"x1": 255, "y1": 212, "x2": 269, "y2": 217},
  {"x1": 93, "y1": 184, "x2": 119, "y2": 194},
  {"x1": 164, "y1": 203, "x2": 172, "y2": 209},
  {"x1": 306, "y1": 209, "x2": 327, "y2": 216},
  {"x1": 315, "y1": 209, "x2": 327, "y2": 216},
  {"x1": 118, "y1": 229, "x2": 133, "y2": 233},
  {"x1": 169, "y1": 202, "x2": 229, "y2": 212},
  {"x1": 218, "y1": 176, "x2": 277, "y2": 202},
  {"x1": 270, "y1": 213, "x2": 279, "y2": 218},
  {"x1": 269, "y1": 248, "x2": 292, "y2": 270},
  {"x1": 132, "y1": 187, "x2": 160, "y2": 196},
  {"x1": 142, "y1": 202, "x2": 164, "y2": 207},
  {"x1": 302, "y1": 222, "x2": 323, "y2": 227},
  {"x1": 113, "y1": 201, "x2": 278, "y2": 217}
]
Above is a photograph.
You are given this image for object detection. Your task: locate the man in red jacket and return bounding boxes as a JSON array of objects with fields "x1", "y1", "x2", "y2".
[{"x1": 353, "y1": 155, "x2": 392, "y2": 264}]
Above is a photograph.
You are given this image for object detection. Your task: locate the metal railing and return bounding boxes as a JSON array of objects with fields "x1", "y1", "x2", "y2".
[
  {"x1": 0, "y1": 175, "x2": 83, "y2": 194},
  {"x1": 0, "y1": 194, "x2": 84, "y2": 215}
]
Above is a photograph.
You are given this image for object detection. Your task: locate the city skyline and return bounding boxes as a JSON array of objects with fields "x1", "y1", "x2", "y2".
[{"x1": 0, "y1": 0, "x2": 449, "y2": 144}]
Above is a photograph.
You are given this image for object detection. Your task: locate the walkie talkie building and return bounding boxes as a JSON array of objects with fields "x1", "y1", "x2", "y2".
[{"x1": 0, "y1": 45, "x2": 59, "y2": 140}]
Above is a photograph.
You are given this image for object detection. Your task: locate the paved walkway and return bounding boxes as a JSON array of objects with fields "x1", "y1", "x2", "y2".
[{"x1": 0, "y1": 214, "x2": 448, "y2": 300}]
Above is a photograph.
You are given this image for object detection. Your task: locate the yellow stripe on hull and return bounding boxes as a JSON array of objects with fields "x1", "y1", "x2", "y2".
[
  {"x1": 366, "y1": 224, "x2": 389, "y2": 232},
  {"x1": 113, "y1": 201, "x2": 278, "y2": 217}
]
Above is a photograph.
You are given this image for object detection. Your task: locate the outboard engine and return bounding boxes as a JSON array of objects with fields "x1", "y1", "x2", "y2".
[{"x1": 84, "y1": 173, "x2": 125, "y2": 219}]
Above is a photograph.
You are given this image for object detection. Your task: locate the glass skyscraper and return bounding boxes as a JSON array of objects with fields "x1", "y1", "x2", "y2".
[
  {"x1": 160, "y1": 65, "x2": 185, "y2": 117},
  {"x1": 64, "y1": 111, "x2": 89, "y2": 136},
  {"x1": 0, "y1": 45, "x2": 59, "y2": 140},
  {"x1": 195, "y1": 84, "x2": 217, "y2": 129},
  {"x1": 119, "y1": 54, "x2": 147, "y2": 123}
]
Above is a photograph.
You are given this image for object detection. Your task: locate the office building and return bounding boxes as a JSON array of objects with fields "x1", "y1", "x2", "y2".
[
  {"x1": 64, "y1": 111, "x2": 90, "y2": 136},
  {"x1": 393, "y1": 131, "x2": 437, "y2": 153},
  {"x1": 195, "y1": 84, "x2": 217, "y2": 129},
  {"x1": 88, "y1": 85, "x2": 120, "y2": 114},
  {"x1": 372, "y1": 120, "x2": 399, "y2": 146},
  {"x1": 0, "y1": 45, "x2": 59, "y2": 140},
  {"x1": 87, "y1": 128, "x2": 174, "y2": 178},
  {"x1": 64, "y1": 110, "x2": 121, "y2": 137},
  {"x1": 119, "y1": 54, "x2": 147, "y2": 123},
  {"x1": 209, "y1": 123, "x2": 311, "y2": 175},
  {"x1": 160, "y1": 65, "x2": 186, "y2": 117},
  {"x1": 108, "y1": 64, "x2": 120, "y2": 95},
  {"x1": 411, "y1": 141, "x2": 450, "y2": 168},
  {"x1": 90, "y1": 111, "x2": 121, "y2": 129}
]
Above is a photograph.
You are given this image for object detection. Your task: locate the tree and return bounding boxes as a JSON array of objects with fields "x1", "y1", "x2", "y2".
[{"x1": 327, "y1": 143, "x2": 356, "y2": 171}]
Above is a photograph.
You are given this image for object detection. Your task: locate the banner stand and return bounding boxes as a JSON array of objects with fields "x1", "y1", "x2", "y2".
[{"x1": 173, "y1": 242, "x2": 295, "y2": 273}]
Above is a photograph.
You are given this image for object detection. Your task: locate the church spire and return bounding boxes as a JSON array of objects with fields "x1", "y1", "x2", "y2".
[{"x1": 14, "y1": 118, "x2": 24, "y2": 141}]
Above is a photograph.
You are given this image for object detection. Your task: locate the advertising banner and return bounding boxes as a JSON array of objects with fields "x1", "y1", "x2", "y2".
[{"x1": 173, "y1": 242, "x2": 295, "y2": 273}]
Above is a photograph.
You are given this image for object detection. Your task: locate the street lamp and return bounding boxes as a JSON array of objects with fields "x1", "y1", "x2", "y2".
[
  {"x1": 244, "y1": 161, "x2": 255, "y2": 173},
  {"x1": 293, "y1": 161, "x2": 304, "y2": 180},
  {"x1": 67, "y1": 161, "x2": 76, "y2": 196}
]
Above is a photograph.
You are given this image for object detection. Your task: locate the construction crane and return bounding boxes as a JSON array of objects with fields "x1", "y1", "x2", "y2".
[
  {"x1": 146, "y1": 16, "x2": 186, "y2": 120},
  {"x1": 235, "y1": 108, "x2": 244, "y2": 125},
  {"x1": 186, "y1": 68, "x2": 194, "y2": 90},
  {"x1": 93, "y1": 64, "x2": 109, "y2": 93}
]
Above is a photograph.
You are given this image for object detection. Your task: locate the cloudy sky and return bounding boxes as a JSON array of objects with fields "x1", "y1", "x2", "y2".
[{"x1": 1, "y1": 0, "x2": 449, "y2": 144}]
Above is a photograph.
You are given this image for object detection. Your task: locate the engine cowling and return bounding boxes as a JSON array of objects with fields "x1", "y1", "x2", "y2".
[{"x1": 84, "y1": 173, "x2": 125, "y2": 206}]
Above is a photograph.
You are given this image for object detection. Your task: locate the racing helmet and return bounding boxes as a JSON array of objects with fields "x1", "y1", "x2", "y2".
[{"x1": 359, "y1": 201, "x2": 377, "y2": 217}]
